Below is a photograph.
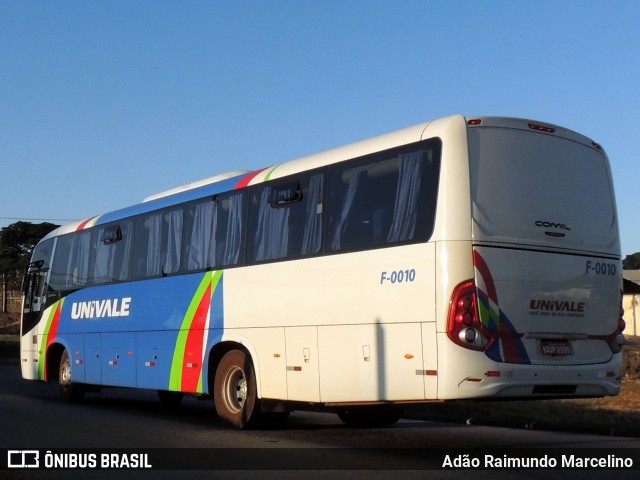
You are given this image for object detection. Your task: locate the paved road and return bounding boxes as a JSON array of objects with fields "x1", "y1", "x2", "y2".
[{"x1": 1, "y1": 365, "x2": 639, "y2": 480}]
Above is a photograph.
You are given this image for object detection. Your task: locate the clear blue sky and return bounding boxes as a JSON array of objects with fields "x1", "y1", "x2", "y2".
[{"x1": 1, "y1": 1, "x2": 639, "y2": 255}]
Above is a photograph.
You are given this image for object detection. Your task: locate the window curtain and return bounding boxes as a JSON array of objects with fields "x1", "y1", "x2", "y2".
[
  {"x1": 301, "y1": 174, "x2": 324, "y2": 255},
  {"x1": 188, "y1": 202, "x2": 214, "y2": 270},
  {"x1": 116, "y1": 223, "x2": 133, "y2": 281},
  {"x1": 67, "y1": 232, "x2": 90, "y2": 287},
  {"x1": 254, "y1": 187, "x2": 290, "y2": 261},
  {"x1": 93, "y1": 229, "x2": 111, "y2": 283},
  {"x1": 387, "y1": 152, "x2": 423, "y2": 243},
  {"x1": 330, "y1": 169, "x2": 363, "y2": 250},
  {"x1": 164, "y1": 210, "x2": 183, "y2": 274},
  {"x1": 222, "y1": 193, "x2": 243, "y2": 266},
  {"x1": 146, "y1": 214, "x2": 163, "y2": 276}
]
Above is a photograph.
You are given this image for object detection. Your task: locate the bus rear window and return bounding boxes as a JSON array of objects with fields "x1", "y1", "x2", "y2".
[{"x1": 468, "y1": 127, "x2": 616, "y2": 250}]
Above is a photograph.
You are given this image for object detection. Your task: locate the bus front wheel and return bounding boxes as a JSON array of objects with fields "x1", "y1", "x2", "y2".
[
  {"x1": 59, "y1": 349, "x2": 84, "y2": 403},
  {"x1": 213, "y1": 349, "x2": 260, "y2": 429}
]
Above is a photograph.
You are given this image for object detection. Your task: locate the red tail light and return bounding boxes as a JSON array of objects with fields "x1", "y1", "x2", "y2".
[
  {"x1": 607, "y1": 292, "x2": 626, "y2": 353},
  {"x1": 447, "y1": 280, "x2": 494, "y2": 351}
]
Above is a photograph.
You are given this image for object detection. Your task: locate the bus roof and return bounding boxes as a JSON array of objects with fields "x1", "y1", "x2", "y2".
[{"x1": 40, "y1": 114, "x2": 602, "y2": 242}]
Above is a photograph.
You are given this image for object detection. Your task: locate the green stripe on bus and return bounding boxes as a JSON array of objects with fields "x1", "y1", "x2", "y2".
[
  {"x1": 263, "y1": 164, "x2": 280, "y2": 181},
  {"x1": 37, "y1": 299, "x2": 63, "y2": 380},
  {"x1": 169, "y1": 271, "x2": 222, "y2": 392}
]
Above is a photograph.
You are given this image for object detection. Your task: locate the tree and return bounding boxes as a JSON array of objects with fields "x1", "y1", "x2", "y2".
[
  {"x1": 623, "y1": 252, "x2": 640, "y2": 270},
  {"x1": 0, "y1": 222, "x2": 58, "y2": 289}
]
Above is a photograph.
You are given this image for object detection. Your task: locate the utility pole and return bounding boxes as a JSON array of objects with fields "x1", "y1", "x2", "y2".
[{"x1": 2, "y1": 272, "x2": 6, "y2": 313}]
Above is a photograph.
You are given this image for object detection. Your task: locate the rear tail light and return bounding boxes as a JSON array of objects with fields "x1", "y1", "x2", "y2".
[
  {"x1": 608, "y1": 293, "x2": 626, "y2": 353},
  {"x1": 447, "y1": 280, "x2": 495, "y2": 351}
]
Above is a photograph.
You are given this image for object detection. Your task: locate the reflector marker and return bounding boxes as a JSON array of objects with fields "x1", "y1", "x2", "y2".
[{"x1": 528, "y1": 123, "x2": 555, "y2": 133}]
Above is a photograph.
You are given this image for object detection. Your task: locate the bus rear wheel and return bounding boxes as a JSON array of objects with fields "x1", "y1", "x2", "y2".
[
  {"x1": 59, "y1": 349, "x2": 84, "y2": 403},
  {"x1": 213, "y1": 349, "x2": 260, "y2": 429}
]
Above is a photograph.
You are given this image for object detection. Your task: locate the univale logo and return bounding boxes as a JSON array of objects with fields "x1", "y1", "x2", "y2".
[
  {"x1": 529, "y1": 299, "x2": 584, "y2": 313},
  {"x1": 71, "y1": 297, "x2": 132, "y2": 319}
]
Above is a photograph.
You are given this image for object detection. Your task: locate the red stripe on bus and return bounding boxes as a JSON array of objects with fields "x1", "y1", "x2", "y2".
[
  {"x1": 76, "y1": 216, "x2": 97, "y2": 231},
  {"x1": 234, "y1": 168, "x2": 268, "y2": 189},
  {"x1": 180, "y1": 283, "x2": 213, "y2": 392},
  {"x1": 44, "y1": 302, "x2": 63, "y2": 381}
]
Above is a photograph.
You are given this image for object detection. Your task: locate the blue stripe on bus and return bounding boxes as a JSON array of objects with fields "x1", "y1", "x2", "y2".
[
  {"x1": 54, "y1": 273, "x2": 225, "y2": 391},
  {"x1": 96, "y1": 175, "x2": 244, "y2": 225}
]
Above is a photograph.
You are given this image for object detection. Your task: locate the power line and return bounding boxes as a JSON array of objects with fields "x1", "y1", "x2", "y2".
[{"x1": 0, "y1": 216, "x2": 78, "y2": 223}]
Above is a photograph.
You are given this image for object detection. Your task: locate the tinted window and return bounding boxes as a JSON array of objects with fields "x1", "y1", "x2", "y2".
[
  {"x1": 92, "y1": 221, "x2": 133, "y2": 283},
  {"x1": 328, "y1": 139, "x2": 441, "y2": 253},
  {"x1": 133, "y1": 208, "x2": 183, "y2": 279},
  {"x1": 50, "y1": 231, "x2": 91, "y2": 291},
  {"x1": 185, "y1": 191, "x2": 245, "y2": 271},
  {"x1": 468, "y1": 128, "x2": 615, "y2": 250},
  {"x1": 247, "y1": 172, "x2": 325, "y2": 263}
]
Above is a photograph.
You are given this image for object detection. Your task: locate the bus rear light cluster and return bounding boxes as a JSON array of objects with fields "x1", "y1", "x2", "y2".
[
  {"x1": 447, "y1": 280, "x2": 493, "y2": 351},
  {"x1": 609, "y1": 296, "x2": 626, "y2": 353}
]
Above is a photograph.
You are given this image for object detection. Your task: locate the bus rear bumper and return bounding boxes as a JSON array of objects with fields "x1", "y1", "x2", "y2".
[{"x1": 438, "y1": 353, "x2": 622, "y2": 399}]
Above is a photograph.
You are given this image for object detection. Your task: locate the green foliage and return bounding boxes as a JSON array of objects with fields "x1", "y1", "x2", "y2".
[
  {"x1": 623, "y1": 252, "x2": 640, "y2": 270},
  {"x1": 0, "y1": 222, "x2": 58, "y2": 288}
]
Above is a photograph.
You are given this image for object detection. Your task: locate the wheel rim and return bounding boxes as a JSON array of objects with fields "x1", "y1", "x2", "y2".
[
  {"x1": 222, "y1": 366, "x2": 247, "y2": 413},
  {"x1": 60, "y1": 357, "x2": 71, "y2": 386}
]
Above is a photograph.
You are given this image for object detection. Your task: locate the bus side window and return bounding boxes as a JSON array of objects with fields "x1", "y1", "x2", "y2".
[
  {"x1": 248, "y1": 173, "x2": 323, "y2": 263},
  {"x1": 185, "y1": 192, "x2": 244, "y2": 271},
  {"x1": 133, "y1": 208, "x2": 183, "y2": 279},
  {"x1": 92, "y1": 222, "x2": 133, "y2": 283},
  {"x1": 328, "y1": 141, "x2": 442, "y2": 253},
  {"x1": 50, "y1": 231, "x2": 90, "y2": 291},
  {"x1": 328, "y1": 163, "x2": 388, "y2": 252},
  {"x1": 213, "y1": 191, "x2": 244, "y2": 268}
]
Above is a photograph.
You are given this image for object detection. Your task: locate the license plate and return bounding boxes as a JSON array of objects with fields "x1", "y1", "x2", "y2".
[{"x1": 542, "y1": 340, "x2": 572, "y2": 356}]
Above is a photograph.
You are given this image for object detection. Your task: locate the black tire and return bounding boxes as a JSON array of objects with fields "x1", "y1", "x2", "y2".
[
  {"x1": 59, "y1": 349, "x2": 84, "y2": 403},
  {"x1": 213, "y1": 349, "x2": 260, "y2": 429},
  {"x1": 336, "y1": 405, "x2": 403, "y2": 428},
  {"x1": 157, "y1": 390, "x2": 184, "y2": 408}
]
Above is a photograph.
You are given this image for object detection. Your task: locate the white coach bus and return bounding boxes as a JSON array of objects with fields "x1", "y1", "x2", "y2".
[{"x1": 21, "y1": 115, "x2": 625, "y2": 428}]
